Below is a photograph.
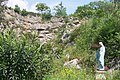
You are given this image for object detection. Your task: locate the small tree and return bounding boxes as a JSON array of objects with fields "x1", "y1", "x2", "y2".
[
  {"x1": 36, "y1": 3, "x2": 50, "y2": 18},
  {"x1": 53, "y1": 2, "x2": 67, "y2": 17},
  {"x1": 14, "y1": 5, "x2": 21, "y2": 14},
  {"x1": 21, "y1": 9, "x2": 28, "y2": 16}
]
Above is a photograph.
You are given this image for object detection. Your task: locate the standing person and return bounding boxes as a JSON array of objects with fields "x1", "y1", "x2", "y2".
[{"x1": 98, "y1": 42, "x2": 105, "y2": 70}]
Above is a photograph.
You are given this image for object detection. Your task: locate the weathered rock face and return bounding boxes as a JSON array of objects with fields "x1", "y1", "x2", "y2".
[
  {"x1": 0, "y1": 8, "x2": 66, "y2": 42},
  {"x1": 0, "y1": 8, "x2": 83, "y2": 42}
]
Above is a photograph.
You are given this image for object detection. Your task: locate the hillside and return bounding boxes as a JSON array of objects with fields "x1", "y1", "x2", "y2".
[{"x1": 0, "y1": 0, "x2": 120, "y2": 80}]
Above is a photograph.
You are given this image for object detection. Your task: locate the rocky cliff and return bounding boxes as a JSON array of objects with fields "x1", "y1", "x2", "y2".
[{"x1": 0, "y1": 8, "x2": 83, "y2": 42}]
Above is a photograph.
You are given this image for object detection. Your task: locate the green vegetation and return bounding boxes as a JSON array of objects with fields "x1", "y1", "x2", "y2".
[
  {"x1": 0, "y1": 29, "x2": 53, "y2": 80},
  {"x1": 14, "y1": 5, "x2": 39, "y2": 17},
  {"x1": 53, "y1": 2, "x2": 67, "y2": 17},
  {"x1": 112, "y1": 71, "x2": 120, "y2": 80},
  {"x1": 44, "y1": 68, "x2": 94, "y2": 80},
  {"x1": 36, "y1": 3, "x2": 52, "y2": 20},
  {"x1": 14, "y1": 5, "x2": 21, "y2": 14},
  {"x1": 36, "y1": 3, "x2": 49, "y2": 14},
  {"x1": 21, "y1": 9, "x2": 28, "y2": 16},
  {"x1": 74, "y1": 1, "x2": 115, "y2": 19},
  {"x1": 73, "y1": 1, "x2": 120, "y2": 65},
  {"x1": 44, "y1": 1, "x2": 120, "y2": 79},
  {"x1": 12, "y1": 3, "x2": 52, "y2": 21},
  {"x1": 0, "y1": 0, "x2": 120, "y2": 80}
]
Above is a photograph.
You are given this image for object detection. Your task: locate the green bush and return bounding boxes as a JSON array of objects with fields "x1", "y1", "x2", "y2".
[
  {"x1": 94, "y1": 16, "x2": 120, "y2": 64},
  {"x1": 21, "y1": 9, "x2": 28, "y2": 16},
  {"x1": 74, "y1": 1, "x2": 114, "y2": 19},
  {"x1": 42, "y1": 13, "x2": 52, "y2": 21},
  {"x1": 14, "y1": 5, "x2": 21, "y2": 14},
  {"x1": 0, "y1": 29, "x2": 53, "y2": 80}
]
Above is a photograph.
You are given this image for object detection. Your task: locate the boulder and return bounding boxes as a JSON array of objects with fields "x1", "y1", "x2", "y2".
[{"x1": 64, "y1": 58, "x2": 81, "y2": 69}]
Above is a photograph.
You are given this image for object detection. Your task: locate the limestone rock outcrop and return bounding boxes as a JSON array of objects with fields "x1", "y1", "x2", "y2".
[{"x1": 0, "y1": 8, "x2": 82, "y2": 42}]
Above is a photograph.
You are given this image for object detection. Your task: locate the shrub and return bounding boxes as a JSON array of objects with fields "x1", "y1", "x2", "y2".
[
  {"x1": 53, "y1": 2, "x2": 67, "y2": 17},
  {"x1": 42, "y1": 12, "x2": 52, "y2": 21},
  {"x1": 14, "y1": 5, "x2": 21, "y2": 14},
  {"x1": 0, "y1": 28, "x2": 52, "y2": 80},
  {"x1": 21, "y1": 9, "x2": 28, "y2": 16}
]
